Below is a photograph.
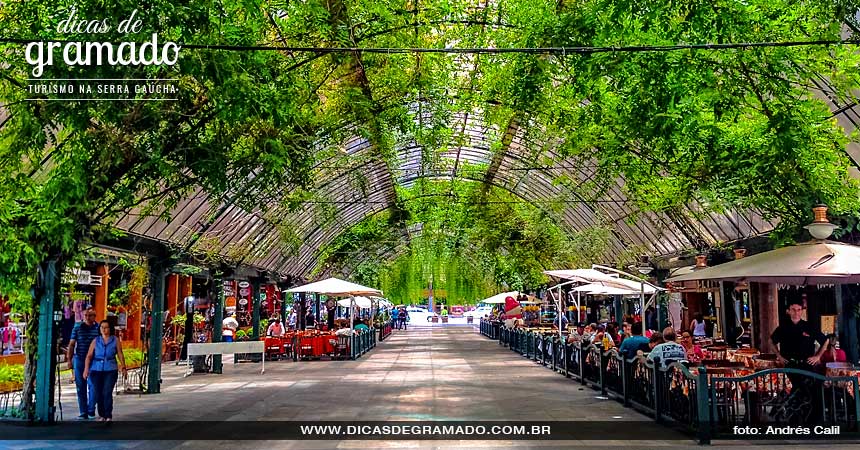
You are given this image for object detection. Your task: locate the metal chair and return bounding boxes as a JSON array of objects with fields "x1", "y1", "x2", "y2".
[{"x1": 334, "y1": 336, "x2": 350, "y2": 360}]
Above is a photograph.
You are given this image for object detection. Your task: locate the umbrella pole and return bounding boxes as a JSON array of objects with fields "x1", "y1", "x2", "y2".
[
  {"x1": 350, "y1": 296, "x2": 354, "y2": 331},
  {"x1": 640, "y1": 281, "x2": 645, "y2": 330},
  {"x1": 558, "y1": 286, "x2": 563, "y2": 342}
]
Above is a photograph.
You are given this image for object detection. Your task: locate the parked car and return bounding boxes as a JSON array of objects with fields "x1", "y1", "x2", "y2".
[{"x1": 465, "y1": 306, "x2": 493, "y2": 319}]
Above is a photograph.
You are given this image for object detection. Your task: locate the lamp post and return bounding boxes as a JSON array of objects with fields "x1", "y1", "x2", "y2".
[
  {"x1": 635, "y1": 257, "x2": 654, "y2": 331},
  {"x1": 804, "y1": 204, "x2": 838, "y2": 240}
]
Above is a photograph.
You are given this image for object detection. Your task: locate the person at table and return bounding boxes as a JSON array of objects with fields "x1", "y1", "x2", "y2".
[
  {"x1": 647, "y1": 327, "x2": 687, "y2": 368},
  {"x1": 619, "y1": 322, "x2": 650, "y2": 359},
  {"x1": 648, "y1": 331, "x2": 664, "y2": 349},
  {"x1": 678, "y1": 331, "x2": 705, "y2": 363},
  {"x1": 566, "y1": 326, "x2": 582, "y2": 346},
  {"x1": 354, "y1": 320, "x2": 369, "y2": 332},
  {"x1": 581, "y1": 323, "x2": 597, "y2": 346},
  {"x1": 820, "y1": 334, "x2": 847, "y2": 364},
  {"x1": 605, "y1": 323, "x2": 621, "y2": 347},
  {"x1": 305, "y1": 311, "x2": 316, "y2": 329},
  {"x1": 267, "y1": 316, "x2": 285, "y2": 337}
]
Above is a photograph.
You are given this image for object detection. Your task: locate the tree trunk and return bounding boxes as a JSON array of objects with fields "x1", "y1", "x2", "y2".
[{"x1": 20, "y1": 311, "x2": 37, "y2": 419}]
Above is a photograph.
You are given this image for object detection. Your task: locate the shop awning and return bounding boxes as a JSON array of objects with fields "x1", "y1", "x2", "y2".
[
  {"x1": 666, "y1": 241, "x2": 860, "y2": 285},
  {"x1": 284, "y1": 277, "x2": 382, "y2": 296}
]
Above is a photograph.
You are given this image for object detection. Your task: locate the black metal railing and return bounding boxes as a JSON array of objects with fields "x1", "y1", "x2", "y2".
[
  {"x1": 479, "y1": 319, "x2": 501, "y2": 340},
  {"x1": 379, "y1": 323, "x2": 392, "y2": 341},
  {"x1": 481, "y1": 327, "x2": 860, "y2": 444},
  {"x1": 350, "y1": 328, "x2": 377, "y2": 360}
]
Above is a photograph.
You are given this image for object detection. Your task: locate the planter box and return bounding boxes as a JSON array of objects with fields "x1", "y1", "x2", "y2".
[
  {"x1": 431, "y1": 316, "x2": 439, "y2": 323},
  {"x1": 0, "y1": 381, "x2": 23, "y2": 394},
  {"x1": 0, "y1": 354, "x2": 25, "y2": 366}
]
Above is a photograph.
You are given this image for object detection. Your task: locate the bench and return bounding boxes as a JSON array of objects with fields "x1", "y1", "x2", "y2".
[{"x1": 185, "y1": 341, "x2": 265, "y2": 377}]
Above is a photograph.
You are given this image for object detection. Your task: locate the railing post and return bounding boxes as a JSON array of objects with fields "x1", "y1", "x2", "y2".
[
  {"x1": 622, "y1": 356, "x2": 630, "y2": 406},
  {"x1": 697, "y1": 367, "x2": 711, "y2": 445},
  {"x1": 579, "y1": 345, "x2": 586, "y2": 385},
  {"x1": 653, "y1": 360, "x2": 663, "y2": 424},
  {"x1": 563, "y1": 343, "x2": 570, "y2": 378},
  {"x1": 599, "y1": 349, "x2": 606, "y2": 395}
]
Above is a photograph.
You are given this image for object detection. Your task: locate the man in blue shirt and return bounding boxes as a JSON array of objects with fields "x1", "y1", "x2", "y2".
[
  {"x1": 618, "y1": 322, "x2": 650, "y2": 359},
  {"x1": 67, "y1": 307, "x2": 99, "y2": 419}
]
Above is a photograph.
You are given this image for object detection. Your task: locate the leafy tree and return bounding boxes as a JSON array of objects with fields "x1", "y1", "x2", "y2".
[{"x1": 0, "y1": 0, "x2": 315, "y2": 418}]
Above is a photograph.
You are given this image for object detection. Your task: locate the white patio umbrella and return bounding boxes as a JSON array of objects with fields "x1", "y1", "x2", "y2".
[
  {"x1": 482, "y1": 291, "x2": 520, "y2": 304},
  {"x1": 337, "y1": 296, "x2": 373, "y2": 308},
  {"x1": 285, "y1": 277, "x2": 382, "y2": 332},
  {"x1": 666, "y1": 241, "x2": 860, "y2": 285},
  {"x1": 572, "y1": 283, "x2": 642, "y2": 296}
]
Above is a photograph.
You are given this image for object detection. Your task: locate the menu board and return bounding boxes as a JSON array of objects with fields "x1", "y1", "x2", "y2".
[{"x1": 821, "y1": 315, "x2": 836, "y2": 335}]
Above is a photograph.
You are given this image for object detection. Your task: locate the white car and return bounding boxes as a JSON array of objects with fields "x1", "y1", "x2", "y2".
[{"x1": 465, "y1": 307, "x2": 493, "y2": 319}]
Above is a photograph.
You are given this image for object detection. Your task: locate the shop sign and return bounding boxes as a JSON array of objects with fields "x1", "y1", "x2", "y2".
[
  {"x1": 239, "y1": 288, "x2": 250, "y2": 297},
  {"x1": 239, "y1": 299, "x2": 248, "y2": 306},
  {"x1": 222, "y1": 281, "x2": 235, "y2": 297},
  {"x1": 238, "y1": 281, "x2": 250, "y2": 288}
]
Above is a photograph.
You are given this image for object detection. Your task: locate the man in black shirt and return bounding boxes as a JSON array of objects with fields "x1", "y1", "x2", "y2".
[
  {"x1": 771, "y1": 299, "x2": 828, "y2": 365},
  {"x1": 770, "y1": 298, "x2": 828, "y2": 423}
]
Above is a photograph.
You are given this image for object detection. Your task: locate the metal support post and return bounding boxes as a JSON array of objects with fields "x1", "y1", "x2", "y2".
[
  {"x1": 147, "y1": 258, "x2": 168, "y2": 394},
  {"x1": 35, "y1": 259, "x2": 59, "y2": 422}
]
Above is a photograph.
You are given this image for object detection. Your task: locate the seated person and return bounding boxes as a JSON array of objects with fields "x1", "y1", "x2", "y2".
[
  {"x1": 648, "y1": 328, "x2": 687, "y2": 368},
  {"x1": 618, "y1": 322, "x2": 650, "y2": 359},
  {"x1": 266, "y1": 317, "x2": 285, "y2": 337},
  {"x1": 821, "y1": 335, "x2": 847, "y2": 364},
  {"x1": 566, "y1": 327, "x2": 582, "y2": 346},
  {"x1": 353, "y1": 320, "x2": 369, "y2": 332},
  {"x1": 678, "y1": 331, "x2": 705, "y2": 363}
]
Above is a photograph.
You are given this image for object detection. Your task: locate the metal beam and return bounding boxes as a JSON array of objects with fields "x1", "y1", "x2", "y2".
[{"x1": 34, "y1": 259, "x2": 59, "y2": 422}]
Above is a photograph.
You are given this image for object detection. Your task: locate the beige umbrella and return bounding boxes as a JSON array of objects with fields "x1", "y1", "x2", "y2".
[
  {"x1": 285, "y1": 278, "x2": 382, "y2": 331},
  {"x1": 666, "y1": 241, "x2": 860, "y2": 285},
  {"x1": 482, "y1": 291, "x2": 520, "y2": 304}
]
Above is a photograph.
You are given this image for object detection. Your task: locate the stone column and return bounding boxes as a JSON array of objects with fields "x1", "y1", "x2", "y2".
[
  {"x1": 93, "y1": 264, "x2": 109, "y2": 321},
  {"x1": 126, "y1": 268, "x2": 144, "y2": 349}
]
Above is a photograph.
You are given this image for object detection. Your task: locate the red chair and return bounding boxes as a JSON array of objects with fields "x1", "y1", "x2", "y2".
[{"x1": 265, "y1": 337, "x2": 283, "y2": 360}]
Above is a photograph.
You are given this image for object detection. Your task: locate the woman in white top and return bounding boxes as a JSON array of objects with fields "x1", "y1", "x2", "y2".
[{"x1": 690, "y1": 313, "x2": 707, "y2": 338}]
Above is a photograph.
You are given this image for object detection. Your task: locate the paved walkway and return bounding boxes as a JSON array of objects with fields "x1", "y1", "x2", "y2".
[{"x1": 3, "y1": 326, "x2": 857, "y2": 449}]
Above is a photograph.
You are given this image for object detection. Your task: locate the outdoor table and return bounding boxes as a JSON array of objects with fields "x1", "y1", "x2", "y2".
[
  {"x1": 825, "y1": 362, "x2": 860, "y2": 397},
  {"x1": 728, "y1": 348, "x2": 759, "y2": 368}
]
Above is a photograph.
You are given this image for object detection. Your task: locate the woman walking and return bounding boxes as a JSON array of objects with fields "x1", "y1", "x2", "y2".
[{"x1": 83, "y1": 320, "x2": 127, "y2": 422}]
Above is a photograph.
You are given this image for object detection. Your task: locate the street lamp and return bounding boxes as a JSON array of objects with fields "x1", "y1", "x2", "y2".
[
  {"x1": 804, "y1": 204, "x2": 838, "y2": 240},
  {"x1": 633, "y1": 256, "x2": 653, "y2": 329}
]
